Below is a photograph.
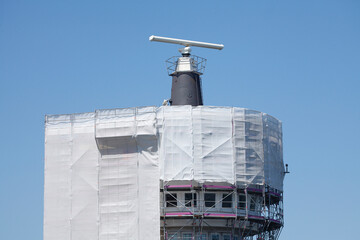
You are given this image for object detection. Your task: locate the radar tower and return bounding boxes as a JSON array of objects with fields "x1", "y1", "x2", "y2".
[{"x1": 149, "y1": 35, "x2": 224, "y2": 106}]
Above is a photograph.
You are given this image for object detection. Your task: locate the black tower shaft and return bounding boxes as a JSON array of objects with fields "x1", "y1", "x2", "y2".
[{"x1": 170, "y1": 72, "x2": 203, "y2": 106}]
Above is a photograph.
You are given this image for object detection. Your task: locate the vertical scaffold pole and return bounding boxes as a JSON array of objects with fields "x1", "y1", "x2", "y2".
[{"x1": 163, "y1": 182, "x2": 167, "y2": 240}]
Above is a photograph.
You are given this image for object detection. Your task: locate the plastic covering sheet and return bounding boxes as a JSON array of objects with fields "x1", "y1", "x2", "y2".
[
  {"x1": 44, "y1": 106, "x2": 283, "y2": 240},
  {"x1": 95, "y1": 107, "x2": 159, "y2": 240},
  {"x1": 263, "y1": 114, "x2": 284, "y2": 191},
  {"x1": 193, "y1": 107, "x2": 234, "y2": 183},
  {"x1": 157, "y1": 106, "x2": 284, "y2": 189},
  {"x1": 44, "y1": 108, "x2": 160, "y2": 240},
  {"x1": 157, "y1": 106, "x2": 194, "y2": 181},
  {"x1": 44, "y1": 113, "x2": 99, "y2": 240},
  {"x1": 235, "y1": 109, "x2": 265, "y2": 187}
]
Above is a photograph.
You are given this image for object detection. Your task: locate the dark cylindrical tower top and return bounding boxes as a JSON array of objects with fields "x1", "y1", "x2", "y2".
[
  {"x1": 171, "y1": 71, "x2": 203, "y2": 106},
  {"x1": 170, "y1": 48, "x2": 203, "y2": 106}
]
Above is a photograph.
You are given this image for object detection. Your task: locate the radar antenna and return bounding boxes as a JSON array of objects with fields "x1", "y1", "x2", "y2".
[{"x1": 149, "y1": 35, "x2": 224, "y2": 106}]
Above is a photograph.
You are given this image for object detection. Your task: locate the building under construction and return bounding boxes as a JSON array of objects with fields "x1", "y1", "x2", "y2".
[{"x1": 44, "y1": 36, "x2": 286, "y2": 240}]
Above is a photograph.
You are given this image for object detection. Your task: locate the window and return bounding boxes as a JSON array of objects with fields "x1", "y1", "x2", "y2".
[
  {"x1": 183, "y1": 233, "x2": 192, "y2": 240},
  {"x1": 196, "y1": 233, "x2": 207, "y2": 240},
  {"x1": 254, "y1": 196, "x2": 263, "y2": 212},
  {"x1": 222, "y1": 193, "x2": 232, "y2": 208},
  {"x1": 185, "y1": 193, "x2": 197, "y2": 207},
  {"x1": 210, "y1": 233, "x2": 220, "y2": 240},
  {"x1": 250, "y1": 196, "x2": 256, "y2": 211},
  {"x1": 166, "y1": 193, "x2": 177, "y2": 207},
  {"x1": 234, "y1": 236, "x2": 239, "y2": 240},
  {"x1": 204, "y1": 193, "x2": 216, "y2": 208},
  {"x1": 223, "y1": 234, "x2": 231, "y2": 240},
  {"x1": 238, "y1": 194, "x2": 246, "y2": 209},
  {"x1": 168, "y1": 233, "x2": 179, "y2": 240}
]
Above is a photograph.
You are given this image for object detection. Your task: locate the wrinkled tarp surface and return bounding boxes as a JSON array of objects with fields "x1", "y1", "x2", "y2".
[{"x1": 44, "y1": 106, "x2": 283, "y2": 240}]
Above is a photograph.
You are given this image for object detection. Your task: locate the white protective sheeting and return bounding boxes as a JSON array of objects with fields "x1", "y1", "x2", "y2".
[
  {"x1": 193, "y1": 107, "x2": 234, "y2": 183},
  {"x1": 44, "y1": 113, "x2": 99, "y2": 240},
  {"x1": 95, "y1": 107, "x2": 159, "y2": 240},
  {"x1": 157, "y1": 106, "x2": 194, "y2": 181},
  {"x1": 157, "y1": 106, "x2": 284, "y2": 190},
  {"x1": 235, "y1": 109, "x2": 265, "y2": 187},
  {"x1": 157, "y1": 106, "x2": 234, "y2": 183},
  {"x1": 44, "y1": 108, "x2": 160, "y2": 240},
  {"x1": 44, "y1": 106, "x2": 283, "y2": 240}
]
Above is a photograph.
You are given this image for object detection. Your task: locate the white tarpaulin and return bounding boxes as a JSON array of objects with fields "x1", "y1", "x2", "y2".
[
  {"x1": 44, "y1": 108, "x2": 160, "y2": 240},
  {"x1": 157, "y1": 106, "x2": 284, "y2": 189},
  {"x1": 95, "y1": 107, "x2": 159, "y2": 240},
  {"x1": 235, "y1": 109, "x2": 265, "y2": 187},
  {"x1": 44, "y1": 113, "x2": 99, "y2": 240},
  {"x1": 44, "y1": 106, "x2": 283, "y2": 240},
  {"x1": 157, "y1": 106, "x2": 235, "y2": 183}
]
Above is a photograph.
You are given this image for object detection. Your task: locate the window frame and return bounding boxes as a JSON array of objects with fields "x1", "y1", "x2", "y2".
[
  {"x1": 222, "y1": 234, "x2": 231, "y2": 240},
  {"x1": 204, "y1": 193, "x2": 217, "y2": 208},
  {"x1": 221, "y1": 193, "x2": 233, "y2": 208},
  {"x1": 182, "y1": 232, "x2": 193, "y2": 240},
  {"x1": 196, "y1": 233, "x2": 208, "y2": 240},
  {"x1": 168, "y1": 232, "x2": 179, "y2": 240},
  {"x1": 185, "y1": 192, "x2": 197, "y2": 207},
  {"x1": 210, "y1": 233, "x2": 220, "y2": 240},
  {"x1": 166, "y1": 193, "x2": 178, "y2": 208},
  {"x1": 249, "y1": 195, "x2": 256, "y2": 212},
  {"x1": 238, "y1": 193, "x2": 246, "y2": 210}
]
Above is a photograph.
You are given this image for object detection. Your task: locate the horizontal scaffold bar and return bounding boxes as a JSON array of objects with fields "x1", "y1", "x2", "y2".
[
  {"x1": 165, "y1": 185, "x2": 192, "y2": 189},
  {"x1": 203, "y1": 185, "x2": 235, "y2": 189}
]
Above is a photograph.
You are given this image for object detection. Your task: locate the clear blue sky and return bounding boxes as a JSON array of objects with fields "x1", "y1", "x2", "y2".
[{"x1": 0, "y1": 0, "x2": 359, "y2": 239}]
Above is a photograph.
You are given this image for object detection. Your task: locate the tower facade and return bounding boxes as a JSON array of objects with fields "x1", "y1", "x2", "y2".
[{"x1": 44, "y1": 36, "x2": 285, "y2": 240}]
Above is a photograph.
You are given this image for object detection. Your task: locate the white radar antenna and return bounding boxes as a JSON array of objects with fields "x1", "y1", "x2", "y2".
[{"x1": 149, "y1": 35, "x2": 224, "y2": 55}]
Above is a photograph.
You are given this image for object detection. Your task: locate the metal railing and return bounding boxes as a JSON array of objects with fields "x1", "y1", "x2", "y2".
[{"x1": 165, "y1": 55, "x2": 207, "y2": 75}]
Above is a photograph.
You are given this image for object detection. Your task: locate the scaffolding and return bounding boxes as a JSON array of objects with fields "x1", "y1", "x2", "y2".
[{"x1": 161, "y1": 181, "x2": 283, "y2": 240}]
